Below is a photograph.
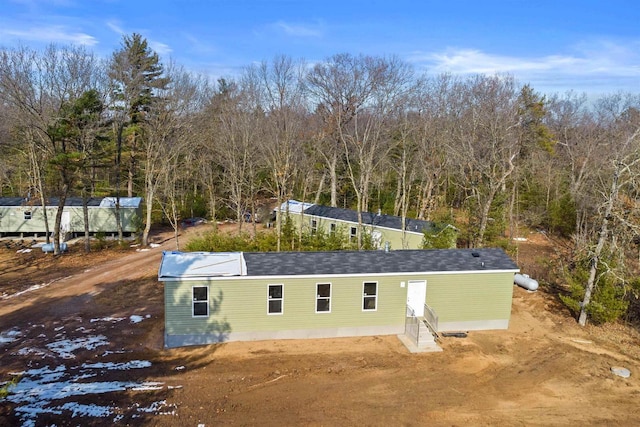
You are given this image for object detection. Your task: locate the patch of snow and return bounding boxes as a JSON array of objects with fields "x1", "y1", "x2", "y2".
[
  {"x1": 130, "y1": 383, "x2": 164, "y2": 391},
  {"x1": 149, "y1": 243, "x2": 161, "y2": 248},
  {"x1": 0, "y1": 328, "x2": 21, "y2": 344},
  {"x1": 46, "y1": 335, "x2": 109, "y2": 359},
  {"x1": 1, "y1": 277, "x2": 72, "y2": 300},
  {"x1": 136, "y1": 248, "x2": 151, "y2": 252},
  {"x1": 17, "y1": 248, "x2": 32, "y2": 253},
  {"x1": 6, "y1": 364, "x2": 165, "y2": 426},
  {"x1": 174, "y1": 366, "x2": 185, "y2": 371},
  {"x1": 57, "y1": 402, "x2": 114, "y2": 418},
  {"x1": 15, "y1": 347, "x2": 48, "y2": 358},
  {"x1": 512, "y1": 237, "x2": 528, "y2": 241},
  {"x1": 81, "y1": 360, "x2": 151, "y2": 370},
  {"x1": 136, "y1": 399, "x2": 177, "y2": 415},
  {"x1": 54, "y1": 326, "x2": 64, "y2": 332},
  {"x1": 10, "y1": 365, "x2": 68, "y2": 383},
  {"x1": 129, "y1": 315, "x2": 144, "y2": 324},
  {"x1": 90, "y1": 317, "x2": 125, "y2": 323},
  {"x1": 100, "y1": 350, "x2": 126, "y2": 357}
]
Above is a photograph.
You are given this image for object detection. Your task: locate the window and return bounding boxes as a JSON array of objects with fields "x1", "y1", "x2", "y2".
[
  {"x1": 268, "y1": 284, "x2": 283, "y2": 315},
  {"x1": 329, "y1": 223, "x2": 336, "y2": 234},
  {"x1": 363, "y1": 282, "x2": 377, "y2": 311},
  {"x1": 24, "y1": 211, "x2": 32, "y2": 220},
  {"x1": 350, "y1": 226, "x2": 357, "y2": 242},
  {"x1": 316, "y1": 283, "x2": 331, "y2": 313},
  {"x1": 310, "y1": 219, "x2": 318, "y2": 235},
  {"x1": 192, "y1": 286, "x2": 209, "y2": 317}
]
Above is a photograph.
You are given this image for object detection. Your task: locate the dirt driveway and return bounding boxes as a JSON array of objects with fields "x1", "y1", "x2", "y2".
[{"x1": 1, "y1": 227, "x2": 640, "y2": 426}]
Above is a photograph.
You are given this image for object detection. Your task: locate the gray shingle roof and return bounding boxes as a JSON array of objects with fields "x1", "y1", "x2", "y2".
[
  {"x1": 303, "y1": 204, "x2": 436, "y2": 233},
  {"x1": 0, "y1": 197, "x2": 141, "y2": 207},
  {"x1": 243, "y1": 248, "x2": 518, "y2": 277}
]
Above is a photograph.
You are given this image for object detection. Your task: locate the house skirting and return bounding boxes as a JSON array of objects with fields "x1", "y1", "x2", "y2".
[
  {"x1": 437, "y1": 319, "x2": 509, "y2": 332},
  {"x1": 165, "y1": 324, "x2": 404, "y2": 348}
]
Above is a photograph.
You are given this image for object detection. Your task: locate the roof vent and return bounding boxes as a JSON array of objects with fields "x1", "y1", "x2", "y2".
[{"x1": 471, "y1": 251, "x2": 480, "y2": 257}]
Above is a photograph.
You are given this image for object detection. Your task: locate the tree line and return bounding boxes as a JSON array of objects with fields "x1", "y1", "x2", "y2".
[{"x1": 1, "y1": 34, "x2": 640, "y2": 325}]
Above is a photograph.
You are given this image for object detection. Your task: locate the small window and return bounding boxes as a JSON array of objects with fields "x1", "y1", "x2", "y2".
[
  {"x1": 268, "y1": 284, "x2": 283, "y2": 315},
  {"x1": 24, "y1": 211, "x2": 32, "y2": 220},
  {"x1": 316, "y1": 283, "x2": 331, "y2": 313},
  {"x1": 310, "y1": 219, "x2": 318, "y2": 235},
  {"x1": 350, "y1": 226, "x2": 357, "y2": 242},
  {"x1": 363, "y1": 282, "x2": 377, "y2": 311},
  {"x1": 192, "y1": 286, "x2": 209, "y2": 317},
  {"x1": 329, "y1": 223, "x2": 336, "y2": 234}
]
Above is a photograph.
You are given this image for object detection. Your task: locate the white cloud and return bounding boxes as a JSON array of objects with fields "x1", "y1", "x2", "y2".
[
  {"x1": 407, "y1": 39, "x2": 640, "y2": 94},
  {"x1": 149, "y1": 40, "x2": 172, "y2": 56},
  {"x1": 106, "y1": 20, "x2": 125, "y2": 35},
  {"x1": 0, "y1": 25, "x2": 97, "y2": 46},
  {"x1": 272, "y1": 21, "x2": 323, "y2": 38}
]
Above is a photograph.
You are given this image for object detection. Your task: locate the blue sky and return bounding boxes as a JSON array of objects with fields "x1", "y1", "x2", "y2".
[{"x1": 1, "y1": 0, "x2": 639, "y2": 96}]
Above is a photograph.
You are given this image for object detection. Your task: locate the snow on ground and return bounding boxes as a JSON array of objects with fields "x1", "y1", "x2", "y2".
[
  {"x1": 1, "y1": 312, "x2": 177, "y2": 425},
  {"x1": 0, "y1": 328, "x2": 21, "y2": 344},
  {"x1": 46, "y1": 335, "x2": 110, "y2": 359},
  {"x1": 1, "y1": 276, "x2": 71, "y2": 300},
  {"x1": 129, "y1": 314, "x2": 151, "y2": 323},
  {"x1": 90, "y1": 316, "x2": 125, "y2": 323}
]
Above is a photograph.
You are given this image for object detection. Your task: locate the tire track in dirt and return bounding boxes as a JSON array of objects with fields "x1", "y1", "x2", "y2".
[{"x1": 0, "y1": 235, "x2": 178, "y2": 318}]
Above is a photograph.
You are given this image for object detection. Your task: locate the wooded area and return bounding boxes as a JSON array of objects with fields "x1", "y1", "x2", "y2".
[{"x1": 1, "y1": 34, "x2": 640, "y2": 325}]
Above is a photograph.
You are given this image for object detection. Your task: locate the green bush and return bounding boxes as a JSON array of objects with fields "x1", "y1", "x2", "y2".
[
  {"x1": 185, "y1": 224, "x2": 356, "y2": 253},
  {"x1": 559, "y1": 261, "x2": 629, "y2": 324},
  {"x1": 422, "y1": 224, "x2": 458, "y2": 249},
  {"x1": 0, "y1": 375, "x2": 20, "y2": 398}
]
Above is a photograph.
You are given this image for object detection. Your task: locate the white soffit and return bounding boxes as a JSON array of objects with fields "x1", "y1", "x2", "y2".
[{"x1": 159, "y1": 251, "x2": 247, "y2": 278}]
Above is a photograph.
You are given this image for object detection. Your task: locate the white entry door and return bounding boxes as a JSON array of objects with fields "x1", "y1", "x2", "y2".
[
  {"x1": 407, "y1": 280, "x2": 427, "y2": 317},
  {"x1": 61, "y1": 211, "x2": 71, "y2": 235}
]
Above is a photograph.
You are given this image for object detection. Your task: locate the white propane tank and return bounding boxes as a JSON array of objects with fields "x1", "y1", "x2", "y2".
[{"x1": 514, "y1": 273, "x2": 539, "y2": 291}]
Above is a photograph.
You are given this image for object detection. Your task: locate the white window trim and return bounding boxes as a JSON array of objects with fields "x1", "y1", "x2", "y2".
[
  {"x1": 24, "y1": 211, "x2": 32, "y2": 220},
  {"x1": 329, "y1": 223, "x2": 336, "y2": 234},
  {"x1": 267, "y1": 284, "x2": 284, "y2": 315},
  {"x1": 310, "y1": 218, "x2": 318, "y2": 234},
  {"x1": 362, "y1": 281, "x2": 378, "y2": 312},
  {"x1": 192, "y1": 285, "x2": 209, "y2": 318},
  {"x1": 315, "y1": 282, "x2": 332, "y2": 314}
]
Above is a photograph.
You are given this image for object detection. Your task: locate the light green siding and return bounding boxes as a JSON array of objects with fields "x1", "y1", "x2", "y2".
[
  {"x1": 289, "y1": 211, "x2": 424, "y2": 250},
  {"x1": 164, "y1": 275, "x2": 412, "y2": 338},
  {"x1": 425, "y1": 272, "x2": 514, "y2": 327},
  {"x1": 0, "y1": 206, "x2": 140, "y2": 234},
  {"x1": 163, "y1": 270, "x2": 515, "y2": 346}
]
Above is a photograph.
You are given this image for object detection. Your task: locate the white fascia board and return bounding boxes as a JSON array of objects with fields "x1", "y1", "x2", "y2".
[{"x1": 159, "y1": 268, "x2": 520, "y2": 282}]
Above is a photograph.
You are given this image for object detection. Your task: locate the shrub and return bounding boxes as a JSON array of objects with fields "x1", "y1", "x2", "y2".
[
  {"x1": 559, "y1": 260, "x2": 629, "y2": 325},
  {"x1": 422, "y1": 224, "x2": 458, "y2": 249}
]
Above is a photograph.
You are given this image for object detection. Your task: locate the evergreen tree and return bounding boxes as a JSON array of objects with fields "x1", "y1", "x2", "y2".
[{"x1": 108, "y1": 33, "x2": 169, "y2": 239}]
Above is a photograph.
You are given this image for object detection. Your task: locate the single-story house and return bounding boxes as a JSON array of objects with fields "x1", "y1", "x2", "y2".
[
  {"x1": 275, "y1": 200, "x2": 449, "y2": 250},
  {"x1": 159, "y1": 248, "x2": 519, "y2": 348},
  {"x1": 0, "y1": 196, "x2": 142, "y2": 238}
]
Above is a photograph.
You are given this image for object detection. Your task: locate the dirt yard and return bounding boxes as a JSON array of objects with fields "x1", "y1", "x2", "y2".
[{"x1": 1, "y1": 225, "x2": 639, "y2": 426}]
